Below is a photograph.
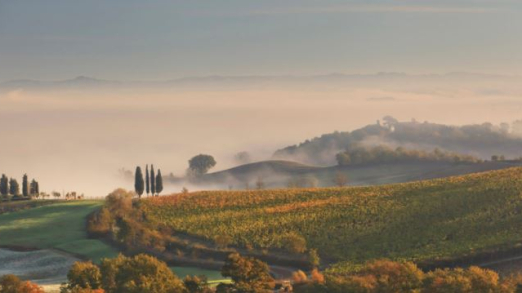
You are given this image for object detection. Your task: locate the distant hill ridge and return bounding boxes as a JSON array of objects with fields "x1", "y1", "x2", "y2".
[
  {"x1": 2, "y1": 72, "x2": 518, "y2": 90},
  {"x1": 274, "y1": 119, "x2": 522, "y2": 166}
]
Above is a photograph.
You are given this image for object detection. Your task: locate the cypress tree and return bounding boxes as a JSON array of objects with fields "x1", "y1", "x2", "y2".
[
  {"x1": 134, "y1": 166, "x2": 145, "y2": 199},
  {"x1": 22, "y1": 174, "x2": 29, "y2": 197},
  {"x1": 0, "y1": 174, "x2": 8, "y2": 196},
  {"x1": 145, "y1": 164, "x2": 150, "y2": 196},
  {"x1": 30, "y1": 179, "x2": 36, "y2": 195},
  {"x1": 156, "y1": 169, "x2": 163, "y2": 196},
  {"x1": 150, "y1": 164, "x2": 156, "y2": 195},
  {"x1": 30, "y1": 179, "x2": 40, "y2": 196},
  {"x1": 9, "y1": 178, "x2": 19, "y2": 196}
]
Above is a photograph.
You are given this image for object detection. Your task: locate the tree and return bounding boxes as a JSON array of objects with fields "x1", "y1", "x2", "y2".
[
  {"x1": 62, "y1": 261, "x2": 103, "y2": 291},
  {"x1": 155, "y1": 169, "x2": 163, "y2": 196},
  {"x1": 22, "y1": 174, "x2": 29, "y2": 197},
  {"x1": 221, "y1": 253, "x2": 274, "y2": 293},
  {"x1": 183, "y1": 275, "x2": 212, "y2": 293},
  {"x1": 382, "y1": 115, "x2": 399, "y2": 128},
  {"x1": 234, "y1": 151, "x2": 251, "y2": 165},
  {"x1": 52, "y1": 191, "x2": 61, "y2": 199},
  {"x1": 188, "y1": 154, "x2": 216, "y2": 176},
  {"x1": 255, "y1": 177, "x2": 265, "y2": 190},
  {"x1": 29, "y1": 179, "x2": 38, "y2": 196},
  {"x1": 333, "y1": 172, "x2": 348, "y2": 187},
  {"x1": 150, "y1": 164, "x2": 156, "y2": 195},
  {"x1": 335, "y1": 152, "x2": 351, "y2": 166},
  {"x1": 134, "y1": 166, "x2": 144, "y2": 199},
  {"x1": 9, "y1": 178, "x2": 19, "y2": 197},
  {"x1": 0, "y1": 175, "x2": 8, "y2": 198},
  {"x1": 0, "y1": 274, "x2": 44, "y2": 293},
  {"x1": 104, "y1": 189, "x2": 133, "y2": 217},
  {"x1": 99, "y1": 254, "x2": 185, "y2": 293},
  {"x1": 145, "y1": 164, "x2": 150, "y2": 196}
]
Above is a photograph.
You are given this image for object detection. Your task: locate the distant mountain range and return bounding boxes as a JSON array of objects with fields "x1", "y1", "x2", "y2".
[{"x1": 1, "y1": 72, "x2": 519, "y2": 90}]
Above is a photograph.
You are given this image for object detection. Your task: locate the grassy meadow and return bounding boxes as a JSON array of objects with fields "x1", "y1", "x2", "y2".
[
  {"x1": 0, "y1": 200, "x2": 117, "y2": 262},
  {"x1": 0, "y1": 200, "x2": 227, "y2": 282}
]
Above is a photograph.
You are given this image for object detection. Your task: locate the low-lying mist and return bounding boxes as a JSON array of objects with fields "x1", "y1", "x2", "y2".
[{"x1": 1, "y1": 73, "x2": 521, "y2": 196}]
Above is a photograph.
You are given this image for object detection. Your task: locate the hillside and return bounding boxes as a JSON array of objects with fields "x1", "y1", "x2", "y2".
[
  {"x1": 274, "y1": 119, "x2": 522, "y2": 165},
  {"x1": 141, "y1": 168, "x2": 522, "y2": 273},
  {"x1": 0, "y1": 200, "x2": 225, "y2": 287},
  {"x1": 185, "y1": 159, "x2": 522, "y2": 189},
  {"x1": 0, "y1": 201, "x2": 117, "y2": 262},
  {"x1": 192, "y1": 160, "x2": 322, "y2": 187}
]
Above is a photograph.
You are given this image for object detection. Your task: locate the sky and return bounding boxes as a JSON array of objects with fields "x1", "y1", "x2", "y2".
[
  {"x1": 1, "y1": 0, "x2": 522, "y2": 81},
  {"x1": 1, "y1": 0, "x2": 522, "y2": 197}
]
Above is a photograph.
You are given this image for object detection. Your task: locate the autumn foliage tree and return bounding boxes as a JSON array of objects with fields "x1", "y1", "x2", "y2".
[
  {"x1": 61, "y1": 262, "x2": 103, "y2": 292},
  {"x1": 0, "y1": 274, "x2": 45, "y2": 293},
  {"x1": 218, "y1": 253, "x2": 274, "y2": 293},
  {"x1": 61, "y1": 255, "x2": 185, "y2": 293},
  {"x1": 99, "y1": 254, "x2": 185, "y2": 293},
  {"x1": 293, "y1": 260, "x2": 522, "y2": 293}
]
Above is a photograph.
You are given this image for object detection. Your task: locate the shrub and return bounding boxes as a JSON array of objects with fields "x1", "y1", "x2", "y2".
[{"x1": 281, "y1": 232, "x2": 307, "y2": 253}]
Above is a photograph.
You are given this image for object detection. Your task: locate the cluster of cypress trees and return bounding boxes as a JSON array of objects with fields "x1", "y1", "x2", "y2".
[
  {"x1": 0, "y1": 173, "x2": 39, "y2": 200},
  {"x1": 134, "y1": 164, "x2": 163, "y2": 199}
]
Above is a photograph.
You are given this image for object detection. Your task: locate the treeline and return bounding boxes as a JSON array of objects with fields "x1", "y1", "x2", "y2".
[
  {"x1": 335, "y1": 145, "x2": 480, "y2": 166},
  {"x1": 134, "y1": 164, "x2": 163, "y2": 199},
  {"x1": 292, "y1": 259, "x2": 522, "y2": 293},
  {"x1": 56, "y1": 252, "x2": 273, "y2": 293},
  {"x1": 14, "y1": 253, "x2": 522, "y2": 293},
  {"x1": 87, "y1": 189, "x2": 166, "y2": 251},
  {"x1": 0, "y1": 173, "x2": 39, "y2": 201}
]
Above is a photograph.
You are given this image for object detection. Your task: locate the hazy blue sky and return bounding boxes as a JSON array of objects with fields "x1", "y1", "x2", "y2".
[{"x1": 1, "y1": 0, "x2": 521, "y2": 81}]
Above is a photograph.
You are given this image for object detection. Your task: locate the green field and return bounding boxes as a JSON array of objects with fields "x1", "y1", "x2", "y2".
[
  {"x1": 0, "y1": 200, "x2": 117, "y2": 262},
  {"x1": 0, "y1": 200, "x2": 226, "y2": 281},
  {"x1": 140, "y1": 167, "x2": 522, "y2": 273}
]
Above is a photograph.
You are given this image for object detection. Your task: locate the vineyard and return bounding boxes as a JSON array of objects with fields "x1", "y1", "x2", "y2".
[{"x1": 139, "y1": 167, "x2": 522, "y2": 273}]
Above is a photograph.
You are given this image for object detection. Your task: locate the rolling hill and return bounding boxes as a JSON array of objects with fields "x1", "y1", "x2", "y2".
[
  {"x1": 274, "y1": 119, "x2": 522, "y2": 166},
  {"x1": 178, "y1": 159, "x2": 522, "y2": 190},
  {"x1": 141, "y1": 167, "x2": 522, "y2": 274}
]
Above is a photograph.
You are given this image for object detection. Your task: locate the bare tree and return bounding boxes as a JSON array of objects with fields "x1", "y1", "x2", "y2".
[
  {"x1": 333, "y1": 172, "x2": 348, "y2": 187},
  {"x1": 255, "y1": 177, "x2": 265, "y2": 190}
]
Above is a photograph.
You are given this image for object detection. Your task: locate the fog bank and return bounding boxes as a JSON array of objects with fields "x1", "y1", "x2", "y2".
[{"x1": 1, "y1": 73, "x2": 521, "y2": 196}]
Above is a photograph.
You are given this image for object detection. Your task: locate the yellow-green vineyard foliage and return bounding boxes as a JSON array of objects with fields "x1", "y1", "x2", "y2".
[{"x1": 139, "y1": 168, "x2": 522, "y2": 273}]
